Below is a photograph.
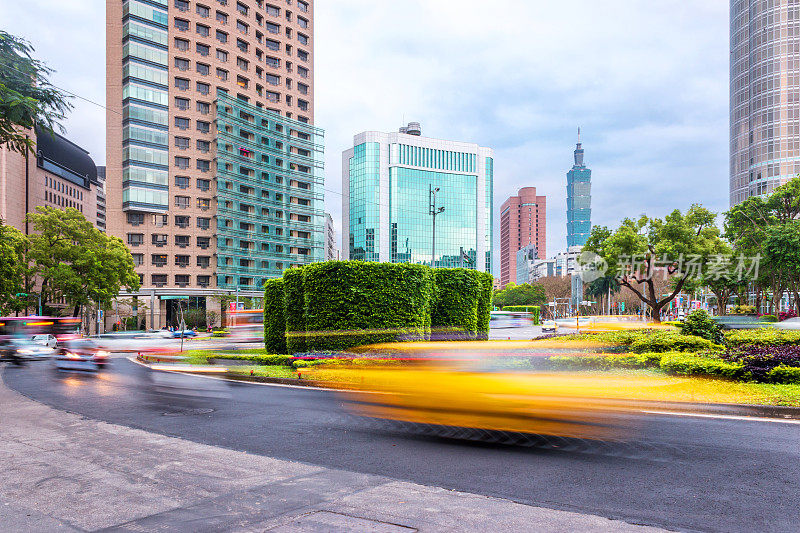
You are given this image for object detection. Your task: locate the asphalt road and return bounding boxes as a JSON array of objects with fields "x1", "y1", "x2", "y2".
[{"x1": 4, "y1": 357, "x2": 800, "y2": 533}]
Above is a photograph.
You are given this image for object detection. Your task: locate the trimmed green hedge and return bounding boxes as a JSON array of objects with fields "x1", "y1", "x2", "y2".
[
  {"x1": 431, "y1": 268, "x2": 481, "y2": 338},
  {"x1": 630, "y1": 332, "x2": 718, "y2": 353},
  {"x1": 659, "y1": 353, "x2": 746, "y2": 379},
  {"x1": 302, "y1": 261, "x2": 436, "y2": 350},
  {"x1": 724, "y1": 328, "x2": 800, "y2": 348},
  {"x1": 263, "y1": 278, "x2": 287, "y2": 355},
  {"x1": 476, "y1": 272, "x2": 494, "y2": 340},
  {"x1": 502, "y1": 305, "x2": 541, "y2": 325},
  {"x1": 284, "y1": 268, "x2": 307, "y2": 354}
]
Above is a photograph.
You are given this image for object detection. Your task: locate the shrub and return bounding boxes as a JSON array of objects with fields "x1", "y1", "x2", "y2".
[
  {"x1": 211, "y1": 329, "x2": 229, "y2": 337},
  {"x1": 302, "y1": 261, "x2": 435, "y2": 350},
  {"x1": 284, "y1": 267, "x2": 307, "y2": 354},
  {"x1": 722, "y1": 344, "x2": 800, "y2": 382},
  {"x1": 759, "y1": 314, "x2": 778, "y2": 323},
  {"x1": 779, "y1": 309, "x2": 798, "y2": 321},
  {"x1": 212, "y1": 353, "x2": 293, "y2": 366},
  {"x1": 182, "y1": 308, "x2": 206, "y2": 329},
  {"x1": 431, "y1": 268, "x2": 481, "y2": 339},
  {"x1": 548, "y1": 352, "x2": 663, "y2": 370},
  {"x1": 732, "y1": 305, "x2": 757, "y2": 315},
  {"x1": 724, "y1": 328, "x2": 800, "y2": 349},
  {"x1": 263, "y1": 278, "x2": 287, "y2": 355},
  {"x1": 475, "y1": 272, "x2": 494, "y2": 339},
  {"x1": 679, "y1": 309, "x2": 723, "y2": 344},
  {"x1": 629, "y1": 331, "x2": 718, "y2": 353},
  {"x1": 766, "y1": 365, "x2": 800, "y2": 384},
  {"x1": 659, "y1": 353, "x2": 746, "y2": 380}
]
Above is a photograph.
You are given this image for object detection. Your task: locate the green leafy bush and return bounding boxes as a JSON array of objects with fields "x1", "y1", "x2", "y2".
[
  {"x1": 630, "y1": 331, "x2": 718, "y2": 353},
  {"x1": 724, "y1": 328, "x2": 800, "y2": 349},
  {"x1": 283, "y1": 267, "x2": 307, "y2": 354},
  {"x1": 302, "y1": 261, "x2": 435, "y2": 351},
  {"x1": 766, "y1": 365, "x2": 800, "y2": 384},
  {"x1": 759, "y1": 315, "x2": 778, "y2": 323},
  {"x1": 659, "y1": 353, "x2": 746, "y2": 379},
  {"x1": 211, "y1": 329, "x2": 229, "y2": 337},
  {"x1": 475, "y1": 272, "x2": 494, "y2": 339},
  {"x1": 732, "y1": 305, "x2": 757, "y2": 315},
  {"x1": 213, "y1": 353, "x2": 293, "y2": 366},
  {"x1": 548, "y1": 352, "x2": 663, "y2": 370},
  {"x1": 263, "y1": 278, "x2": 287, "y2": 355},
  {"x1": 431, "y1": 268, "x2": 481, "y2": 338},
  {"x1": 679, "y1": 309, "x2": 723, "y2": 344}
]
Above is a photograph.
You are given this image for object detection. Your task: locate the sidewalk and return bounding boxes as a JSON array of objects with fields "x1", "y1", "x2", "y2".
[{"x1": 0, "y1": 371, "x2": 664, "y2": 532}]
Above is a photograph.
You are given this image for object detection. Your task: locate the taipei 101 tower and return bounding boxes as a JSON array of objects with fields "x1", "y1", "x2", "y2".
[{"x1": 566, "y1": 128, "x2": 592, "y2": 247}]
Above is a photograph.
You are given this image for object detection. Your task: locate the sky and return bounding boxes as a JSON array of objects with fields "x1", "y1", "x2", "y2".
[{"x1": 0, "y1": 0, "x2": 730, "y2": 269}]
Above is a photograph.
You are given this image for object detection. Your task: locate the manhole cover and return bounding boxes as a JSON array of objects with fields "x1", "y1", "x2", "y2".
[{"x1": 162, "y1": 408, "x2": 215, "y2": 416}]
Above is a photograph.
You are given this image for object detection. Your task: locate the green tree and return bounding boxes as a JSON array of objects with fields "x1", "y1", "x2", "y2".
[
  {"x1": 584, "y1": 205, "x2": 723, "y2": 322},
  {"x1": 493, "y1": 282, "x2": 546, "y2": 308},
  {"x1": 585, "y1": 275, "x2": 620, "y2": 315},
  {"x1": 0, "y1": 219, "x2": 29, "y2": 313},
  {"x1": 0, "y1": 31, "x2": 72, "y2": 154},
  {"x1": 26, "y1": 207, "x2": 139, "y2": 316}
]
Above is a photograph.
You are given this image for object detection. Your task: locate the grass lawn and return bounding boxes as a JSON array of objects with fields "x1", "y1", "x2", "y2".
[{"x1": 226, "y1": 365, "x2": 297, "y2": 379}]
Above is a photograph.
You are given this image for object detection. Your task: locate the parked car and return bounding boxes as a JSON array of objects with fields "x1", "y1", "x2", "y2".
[
  {"x1": 54, "y1": 338, "x2": 110, "y2": 371},
  {"x1": 31, "y1": 334, "x2": 58, "y2": 349}
]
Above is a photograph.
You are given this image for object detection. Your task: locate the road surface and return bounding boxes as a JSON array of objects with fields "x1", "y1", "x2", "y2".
[{"x1": 3, "y1": 356, "x2": 799, "y2": 532}]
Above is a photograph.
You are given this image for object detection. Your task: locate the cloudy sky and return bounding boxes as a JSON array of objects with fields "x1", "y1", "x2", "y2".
[{"x1": 0, "y1": 0, "x2": 730, "y2": 267}]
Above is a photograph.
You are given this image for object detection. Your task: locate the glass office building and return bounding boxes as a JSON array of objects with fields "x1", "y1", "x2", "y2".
[
  {"x1": 730, "y1": 0, "x2": 800, "y2": 205},
  {"x1": 342, "y1": 124, "x2": 493, "y2": 272},
  {"x1": 566, "y1": 134, "x2": 591, "y2": 248}
]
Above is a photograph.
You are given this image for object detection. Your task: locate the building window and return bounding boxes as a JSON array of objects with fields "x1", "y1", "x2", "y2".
[
  {"x1": 196, "y1": 62, "x2": 210, "y2": 75},
  {"x1": 152, "y1": 234, "x2": 168, "y2": 247},
  {"x1": 297, "y1": 17, "x2": 308, "y2": 29},
  {"x1": 197, "y1": 120, "x2": 210, "y2": 133},
  {"x1": 174, "y1": 18, "x2": 189, "y2": 31},
  {"x1": 197, "y1": 198, "x2": 211, "y2": 210},
  {"x1": 132, "y1": 253, "x2": 144, "y2": 266},
  {"x1": 196, "y1": 4, "x2": 210, "y2": 17},
  {"x1": 197, "y1": 159, "x2": 211, "y2": 172},
  {"x1": 266, "y1": 4, "x2": 280, "y2": 17},
  {"x1": 265, "y1": 39, "x2": 279, "y2": 51},
  {"x1": 216, "y1": 29, "x2": 228, "y2": 43},
  {"x1": 196, "y1": 139, "x2": 210, "y2": 152},
  {"x1": 174, "y1": 136, "x2": 190, "y2": 150},
  {"x1": 127, "y1": 233, "x2": 144, "y2": 246},
  {"x1": 197, "y1": 256, "x2": 211, "y2": 268},
  {"x1": 298, "y1": 99, "x2": 308, "y2": 111},
  {"x1": 196, "y1": 43, "x2": 210, "y2": 56},
  {"x1": 265, "y1": 73, "x2": 280, "y2": 86},
  {"x1": 175, "y1": 175, "x2": 190, "y2": 189},
  {"x1": 297, "y1": 82, "x2": 308, "y2": 95},
  {"x1": 197, "y1": 275, "x2": 211, "y2": 287},
  {"x1": 237, "y1": 20, "x2": 248, "y2": 34},
  {"x1": 197, "y1": 178, "x2": 211, "y2": 191},
  {"x1": 176, "y1": 235, "x2": 191, "y2": 248},
  {"x1": 175, "y1": 37, "x2": 189, "y2": 51},
  {"x1": 236, "y1": 1, "x2": 248, "y2": 15},
  {"x1": 127, "y1": 213, "x2": 145, "y2": 226},
  {"x1": 216, "y1": 67, "x2": 228, "y2": 81},
  {"x1": 151, "y1": 254, "x2": 167, "y2": 267},
  {"x1": 197, "y1": 81, "x2": 210, "y2": 95},
  {"x1": 298, "y1": 1, "x2": 308, "y2": 13},
  {"x1": 174, "y1": 97, "x2": 189, "y2": 110},
  {"x1": 152, "y1": 274, "x2": 167, "y2": 287},
  {"x1": 197, "y1": 217, "x2": 211, "y2": 229},
  {"x1": 197, "y1": 236, "x2": 211, "y2": 249},
  {"x1": 266, "y1": 22, "x2": 279, "y2": 34},
  {"x1": 216, "y1": 48, "x2": 228, "y2": 62},
  {"x1": 175, "y1": 156, "x2": 190, "y2": 170},
  {"x1": 196, "y1": 101, "x2": 210, "y2": 114},
  {"x1": 196, "y1": 24, "x2": 210, "y2": 37},
  {"x1": 174, "y1": 57, "x2": 189, "y2": 71},
  {"x1": 152, "y1": 214, "x2": 168, "y2": 227},
  {"x1": 237, "y1": 57, "x2": 249, "y2": 70},
  {"x1": 175, "y1": 116, "x2": 190, "y2": 130},
  {"x1": 175, "y1": 0, "x2": 188, "y2": 11},
  {"x1": 265, "y1": 56, "x2": 280, "y2": 68},
  {"x1": 174, "y1": 77, "x2": 189, "y2": 90},
  {"x1": 297, "y1": 49, "x2": 308, "y2": 62},
  {"x1": 175, "y1": 255, "x2": 190, "y2": 268},
  {"x1": 174, "y1": 195, "x2": 190, "y2": 208},
  {"x1": 216, "y1": 10, "x2": 228, "y2": 24},
  {"x1": 298, "y1": 33, "x2": 308, "y2": 45},
  {"x1": 237, "y1": 75, "x2": 249, "y2": 88},
  {"x1": 265, "y1": 90, "x2": 279, "y2": 103},
  {"x1": 297, "y1": 66, "x2": 308, "y2": 78},
  {"x1": 175, "y1": 274, "x2": 190, "y2": 287}
]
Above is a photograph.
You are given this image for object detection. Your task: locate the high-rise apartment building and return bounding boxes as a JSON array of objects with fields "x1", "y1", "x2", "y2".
[
  {"x1": 499, "y1": 186, "x2": 546, "y2": 288},
  {"x1": 324, "y1": 211, "x2": 336, "y2": 260},
  {"x1": 566, "y1": 132, "x2": 591, "y2": 248},
  {"x1": 107, "y1": 0, "x2": 322, "y2": 327},
  {"x1": 342, "y1": 123, "x2": 493, "y2": 272},
  {"x1": 730, "y1": 0, "x2": 800, "y2": 205}
]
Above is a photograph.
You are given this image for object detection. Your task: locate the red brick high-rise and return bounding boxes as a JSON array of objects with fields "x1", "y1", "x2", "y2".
[{"x1": 499, "y1": 187, "x2": 546, "y2": 288}]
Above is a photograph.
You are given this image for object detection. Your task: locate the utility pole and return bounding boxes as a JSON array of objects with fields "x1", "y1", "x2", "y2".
[{"x1": 429, "y1": 185, "x2": 444, "y2": 267}]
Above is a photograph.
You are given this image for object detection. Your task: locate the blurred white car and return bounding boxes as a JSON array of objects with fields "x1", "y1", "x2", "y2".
[
  {"x1": 31, "y1": 334, "x2": 58, "y2": 349},
  {"x1": 773, "y1": 317, "x2": 800, "y2": 330},
  {"x1": 541, "y1": 320, "x2": 558, "y2": 333}
]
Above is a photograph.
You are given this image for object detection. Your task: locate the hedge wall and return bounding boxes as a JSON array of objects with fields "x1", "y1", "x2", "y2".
[
  {"x1": 476, "y1": 272, "x2": 494, "y2": 340},
  {"x1": 302, "y1": 261, "x2": 435, "y2": 351},
  {"x1": 431, "y1": 268, "x2": 481, "y2": 339},
  {"x1": 283, "y1": 267, "x2": 307, "y2": 353},
  {"x1": 502, "y1": 305, "x2": 541, "y2": 325},
  {"x1": 263, "y1": 278, "x2": 287, "y2": 355}
]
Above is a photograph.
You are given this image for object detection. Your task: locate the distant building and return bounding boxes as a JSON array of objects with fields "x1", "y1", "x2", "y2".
[
  {"x1": 566, "y1": 130, "x2": 591, "y2": 247},
  {"x1": 500, "y1": 187, "x2": 546, "y2": 288},
  {"x1": 96, "y1": 166, "x2": 107, "y2": 232},
  {"x1": 324, "y1": 212, "x2": 337, "y2": 260},
  {"x1": 342, "y1": 123, "x2": 493, "y2": 271},
  {"x1": 554, "y1": 246, "x2": 583, "y2": 277},
  {"x1": 515, "y1": 244, "x2": 538, "y2": 285},
  {"x1": 0, "y1": 125, "x2": 103, "y2": 233}
]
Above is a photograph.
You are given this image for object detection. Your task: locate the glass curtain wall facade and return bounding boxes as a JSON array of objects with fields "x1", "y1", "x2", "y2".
[
  {"x1": 730, "y1": 0, "x2": 800, "y2": 205},
  {"x1": 122, "y1": 0, "x2": 170, "y2": 211},
  {"x1": 216, "y1": 94, "x2": 324, "y2": 290},
  {"x1": 343, "y1": 129, "x2": 493, "y2": 272},
  {"x1": 566, "y1": 138, "x2": 591, "y2": 248}
]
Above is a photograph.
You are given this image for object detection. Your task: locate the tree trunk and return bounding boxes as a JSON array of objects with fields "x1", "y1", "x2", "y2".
[{"x1": 73, "y1": 304, "x2": 80, "y2": 317}]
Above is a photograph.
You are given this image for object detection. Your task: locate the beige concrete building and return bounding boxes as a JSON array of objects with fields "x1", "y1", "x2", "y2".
[
  {"x1": 0, "y1": 126, "x2": 103, "y2": 234},
  {"x1": 106, "y1": 0, "x2": 321, "y2": 328}
]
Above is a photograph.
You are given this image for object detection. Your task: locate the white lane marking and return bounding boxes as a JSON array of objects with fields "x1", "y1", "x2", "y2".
[{"x1": 641, "y1": 410, "x2": 800, "y2": 424}]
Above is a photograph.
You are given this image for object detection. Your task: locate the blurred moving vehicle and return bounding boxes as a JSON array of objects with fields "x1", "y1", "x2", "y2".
[
  {"x1": 228, "y1": 309, "x2": 264, "y2": 343},
  {"x1": 93, "y1": 330, "x2": 173, "y2": 353},
  {"x1": 541, "y1": 320, "x2": 558, "y2": 333},
  {"x1": 0, "y1": 338, "x2": 55, "y2": 363},
  {"x1": 489, "y1": 311, "x2": 532, "y2": 329},
  {"x1": 31, "y1": 334, "x2": 58, "y2": 348},
  {"x1": 172, "y1": 329, "x2": 197, "y2": 339},
  {"x1": 772, "y1": 317, "x2": 800, "y2": 330},
  {"x1": 54, "y1": 338, "x2": 109, "y2": 371}
]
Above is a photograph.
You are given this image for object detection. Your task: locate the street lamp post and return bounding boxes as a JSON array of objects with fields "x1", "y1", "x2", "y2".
[{"x1": 429, "y1": 185, "x2": 445, "y2": 267}]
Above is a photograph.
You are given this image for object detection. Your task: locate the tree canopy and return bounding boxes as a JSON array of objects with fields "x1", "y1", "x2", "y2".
[
  {"x1": 492, "y1": 282, "x2": 546, "y2": 309},
  {"x1": 0, "y1": 30, "x2": 72, "y2": 154}
]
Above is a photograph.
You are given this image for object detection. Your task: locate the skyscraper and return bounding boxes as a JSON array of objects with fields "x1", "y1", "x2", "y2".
[
  {"x1": 106, "y1": 0, "x2": 322, "y2": 327},
  {"x1": 566, "y1": 130, "x2": 591, "y2": 248},
  {"x1": 730, "y1": 1, "x2": 800, "y2": 205},
  {"x1": 499, "y1": 187, "x2": 546, "y2": 288},
  {"x1": 342, "y1": 123, "x2": 493, "y2": 272}
]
